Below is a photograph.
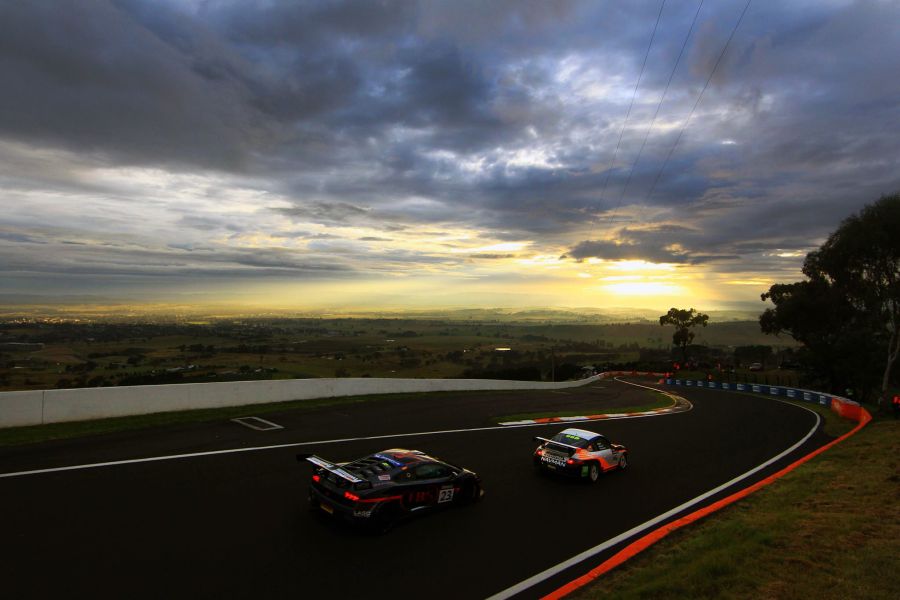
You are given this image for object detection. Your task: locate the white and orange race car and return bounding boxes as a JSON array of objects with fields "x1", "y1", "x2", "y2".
[{"x1": 533, "y1": 427, "x2": 628, "y2": 482}]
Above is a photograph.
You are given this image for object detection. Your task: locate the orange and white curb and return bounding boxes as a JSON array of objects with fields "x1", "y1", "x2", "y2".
[
  {"x1": 498, "y1": 405, "x2": 683, "y2": 426},
  {"x1": 498, "y1": 376, "x2": 690, "y2": 426}
]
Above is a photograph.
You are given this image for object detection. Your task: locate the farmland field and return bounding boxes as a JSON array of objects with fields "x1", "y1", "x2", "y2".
[{"x1": 0, "y1": 314, "x2": 795, "y2": 392}]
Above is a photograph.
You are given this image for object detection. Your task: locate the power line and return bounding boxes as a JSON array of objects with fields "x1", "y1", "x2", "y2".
[
  {"x1": 618, "y1": 0, "x2": 705, "y2": 207},
  {"x1": 644, "y1": 0, "x2": 753, "y2": 203},
  {"x1": 596, "y1": 0, "x2": 667, "y2": 219}
]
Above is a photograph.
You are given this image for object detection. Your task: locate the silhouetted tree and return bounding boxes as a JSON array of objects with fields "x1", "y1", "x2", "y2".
[
  {"x1": 659, "y1": 308, "x2": 709, "y2": 363},
  {"x1": 761, "y1": 193, "x2": 900, "y2": 407},
  {"x1": 761, "y1": 278, "x2": 879, "y2": 395}
]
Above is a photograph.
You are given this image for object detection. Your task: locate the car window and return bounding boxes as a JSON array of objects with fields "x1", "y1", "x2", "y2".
[
  {"x1": 550, "y1": 432, "x2": 590, "y2": 448},
  {"x1": 392, "y1": 470, "x2": 415, "y2": 482},
  {"x1": 415, "y1": 463, "x2": 449, "y2": 480},
  {"x1": 595, "y1": 438, "x2": 610, "y2": 450}
]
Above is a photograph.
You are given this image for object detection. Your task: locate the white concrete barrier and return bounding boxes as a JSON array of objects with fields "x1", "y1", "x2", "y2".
[
  {"x1": 0, "y1": 390, "x2": 45, "y2": 428},
  {"x1": 0, "y1": 375, "x2": 602, "y2": 428}
]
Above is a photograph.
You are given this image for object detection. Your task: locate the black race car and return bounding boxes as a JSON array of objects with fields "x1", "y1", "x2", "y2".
[
  {"x1": 533, "y1": 427, "x2": 628, "y2": 482},
  {"x1": 300, "y1": 448, "x2": 483, "y2": 532}
]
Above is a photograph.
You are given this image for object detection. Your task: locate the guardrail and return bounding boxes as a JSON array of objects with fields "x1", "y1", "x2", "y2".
[
  {"x1": 662, "y1": 378, "x2": 865, "y2": 422},
  {"x1": 0, "y1": 374, "x2": 604, "y2": 429}
]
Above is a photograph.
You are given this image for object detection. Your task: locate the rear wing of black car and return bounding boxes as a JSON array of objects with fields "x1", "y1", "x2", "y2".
[{"x1": 297, "y1": 453, "x2": 363, "y2": 484}]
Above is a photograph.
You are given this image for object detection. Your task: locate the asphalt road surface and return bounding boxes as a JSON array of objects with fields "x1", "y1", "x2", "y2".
[{"x1": 1, "y1": 379, "x2": 829, "y2": 599}]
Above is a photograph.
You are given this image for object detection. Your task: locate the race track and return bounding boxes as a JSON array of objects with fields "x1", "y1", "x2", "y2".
[{"x1": 0, "y1": 379, "x2": 830, "y2": 599}]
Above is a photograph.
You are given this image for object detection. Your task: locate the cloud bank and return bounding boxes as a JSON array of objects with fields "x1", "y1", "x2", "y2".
[{"x1": 1, "y1": 0, "x2": 898, "y2": 308}]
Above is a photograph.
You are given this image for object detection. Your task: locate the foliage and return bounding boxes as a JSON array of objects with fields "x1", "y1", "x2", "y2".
[
  {"x1": 761, "y1": 193, "x2": 900, "y2": 403},
  {"x1": 659, "y1": 308, "x2": 710, "y2": 363},
  {"x1": 733, "y1": 345, "x2": 773, "y2": 368}
]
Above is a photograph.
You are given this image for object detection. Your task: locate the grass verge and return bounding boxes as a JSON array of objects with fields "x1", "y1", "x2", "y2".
[
  {"x1": 495, "y1": 390, "x2": 672, "y2": 424},
  {"x1": 572, "y1": 412, "x2": 899, "y2": 600}
]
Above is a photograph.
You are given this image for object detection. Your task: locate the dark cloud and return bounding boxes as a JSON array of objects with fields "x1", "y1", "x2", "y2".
[
  {"x1": 0, "y1": 231, "x2": 45, "y2": 244},
  {"x1": 0, "y1": 2, "x2": 269, "y2": 170},
  {"x1": 2, "y1": 0, "x2": 900, "y2": 294},
  {"x1": 276, "y1": 202, "x2": 371, "y2": 226},
  {"x1": 0, "y1": 239, "x2": 356, "y2": 281},
  {"x1": 468, "y1": 254, "x2": 516, "y2": 260}
]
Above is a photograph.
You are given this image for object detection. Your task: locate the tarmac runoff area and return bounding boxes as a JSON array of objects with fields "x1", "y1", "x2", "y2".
[{"x1": 1, "y1": 379, "x2": 832, "y2": 599}]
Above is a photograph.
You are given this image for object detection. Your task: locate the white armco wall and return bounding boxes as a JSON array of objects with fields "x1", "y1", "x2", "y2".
[{"x1": 0, "y1": 375, "x2": 601, "y2": 429}]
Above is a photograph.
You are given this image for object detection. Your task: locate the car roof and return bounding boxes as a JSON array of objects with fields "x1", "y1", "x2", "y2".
[
  {"x1": 340, "y1": 449, "x2": 443, "y2": 481},
  {"x1": 558, "y1": 428, "x2": 602, "y2": 440}
]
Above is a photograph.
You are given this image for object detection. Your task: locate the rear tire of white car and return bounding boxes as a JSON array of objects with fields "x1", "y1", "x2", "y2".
[{"x1": 588, "y1": 463, "x2": 600, "y2": 483}]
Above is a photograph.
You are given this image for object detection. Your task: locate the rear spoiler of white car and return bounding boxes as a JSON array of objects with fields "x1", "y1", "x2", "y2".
[
  {"x1": 533, "y1": 436, "x2": 580, "y2": 453},
  {"x1": 298, "y1": 453, "x2": 363, "y2": 484}
]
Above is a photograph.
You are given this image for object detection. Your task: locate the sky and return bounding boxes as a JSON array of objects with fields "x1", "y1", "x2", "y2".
[{"x1": 1, "y1": 0, "x2": 899, "y2": 313}]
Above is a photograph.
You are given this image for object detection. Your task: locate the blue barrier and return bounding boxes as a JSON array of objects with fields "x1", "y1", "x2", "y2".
[{"x1": 665, "y1": 379, "x2": 836, "y2": 407}]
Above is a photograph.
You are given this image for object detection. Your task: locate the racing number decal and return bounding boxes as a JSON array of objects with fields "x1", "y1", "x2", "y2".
[{"x1": 437, "y1": 487, "x2": 454, "y2": 504}]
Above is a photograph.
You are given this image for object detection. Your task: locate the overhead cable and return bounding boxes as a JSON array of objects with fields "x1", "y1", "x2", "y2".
[{"x1": 644, "y1": 0, "x2": 753, "y2": 203}]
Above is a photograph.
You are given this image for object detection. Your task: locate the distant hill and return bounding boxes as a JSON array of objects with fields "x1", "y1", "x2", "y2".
[{"x1": 0, "y1": 295, "x2": 764, "y2": 324}]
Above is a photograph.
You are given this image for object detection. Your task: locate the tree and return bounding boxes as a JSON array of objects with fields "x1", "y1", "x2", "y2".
[
  {"x1": 761, "y1": 278, "x2": 881, "y2": 396},
  {"x1": 761, "y1": 193, "x2": 900, "y2": 406},
  {"x1": 659, "y1": 308, "x2": 709, "y2": 363},
  {"x1": 734, "y1": 345, "x2": 774, "y2": 368}
]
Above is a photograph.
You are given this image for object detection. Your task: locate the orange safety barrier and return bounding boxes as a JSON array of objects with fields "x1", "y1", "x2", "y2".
[
  {"x1": 543, "y1": 403, "x2": 872, "y2": 600},
  {"x1": 831, "y1": 397, "x2": 862, "y2": 421}
]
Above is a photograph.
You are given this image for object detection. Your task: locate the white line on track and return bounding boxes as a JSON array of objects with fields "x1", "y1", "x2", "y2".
[
  {"x1": 0, "y1": 379, "x2": 688, "y2": 480},
  {"x1": 485, "y1": 396, "x2": 823, "y2": 600}
]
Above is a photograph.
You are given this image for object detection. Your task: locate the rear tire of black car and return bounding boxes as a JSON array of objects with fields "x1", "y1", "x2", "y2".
[
  {"x1": 307, "y1": 490, "x2": 320, "y2": 512},
  {"x1": 458, "y1": 479, "x2": 483, "y2": 505},
  {"x1": 588, "y1": 462, "x2": 600, "y2": 483},
  {"x1": 371, "y1": 504, "x2": 399, "y2": 535},
  {"x1": 468, "y1": 481, "x2": 483, "y2": 503}
]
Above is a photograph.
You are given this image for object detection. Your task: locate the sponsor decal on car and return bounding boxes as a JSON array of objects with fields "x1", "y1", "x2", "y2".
[
  {"x1": 373, "y1": 453, "x2": 403, "y2": 467},
  {"x1": 353, "y1": 509, "x2": 373, "y2": 518},
  {"x1": 542, "y1": 454, "x2": 567, "y2": 467}
]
